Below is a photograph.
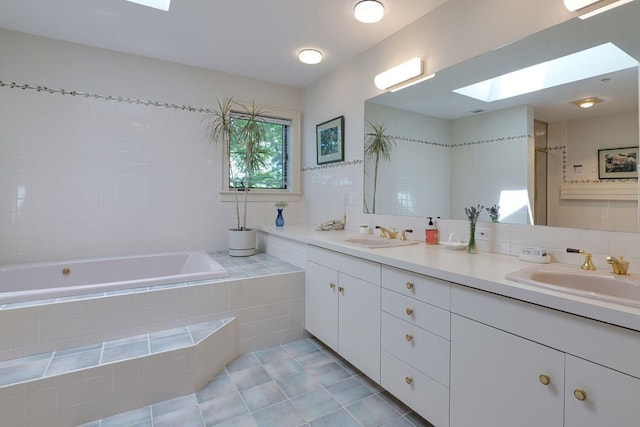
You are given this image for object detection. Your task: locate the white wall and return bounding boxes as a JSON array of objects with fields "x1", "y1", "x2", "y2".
[
  {"x1": 0, "y1": 29, "x2": 303, "y2": 264},
  {"x1": 364, "y1": 103, "x2": 451, "y2": 218},
  {"x1": 547, "y1": 111, "x2": 639, "y2": 231},
  {"x1": 450, "y1": 105, "x2": 531, "y2": 225}
]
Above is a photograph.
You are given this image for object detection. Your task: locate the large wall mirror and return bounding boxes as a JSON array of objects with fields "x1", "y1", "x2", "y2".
[{"x1": 364, "y1": 1, "x2": 640, "y2": 232}]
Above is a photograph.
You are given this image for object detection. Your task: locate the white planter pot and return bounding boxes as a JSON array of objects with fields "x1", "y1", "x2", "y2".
[{"x1": 228, "y1": 229, "x2": 257, "y2": 257}]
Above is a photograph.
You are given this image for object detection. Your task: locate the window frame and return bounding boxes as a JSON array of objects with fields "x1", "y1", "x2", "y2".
[{"x1": 219, "y1": 102, "x2": 301, "y2": 203}]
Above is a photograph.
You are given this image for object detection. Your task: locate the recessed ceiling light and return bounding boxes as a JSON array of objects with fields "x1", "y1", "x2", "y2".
[
  {"x1": 571, "y1": 97, "x2": 603, "y2": 108},
  {"x1": 298, "y1": 49, "x2": 323, "y2": 65},
  {"x1": 126, "y1": 0, "x2": 171, "y2": 11},
  {"x1": 354, "y1": 0, "x2": 385, "y2": 23}
]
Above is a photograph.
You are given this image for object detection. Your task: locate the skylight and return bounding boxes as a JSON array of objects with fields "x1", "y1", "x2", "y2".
[
  {"x1": 453, "y1": 43, "x2": 638, "y2": 102},
  {"x1": 126, "y1": 0, "x2": 171, "y2": 11}
]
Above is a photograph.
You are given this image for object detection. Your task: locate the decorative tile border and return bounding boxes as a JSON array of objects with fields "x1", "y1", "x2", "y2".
[
  {"x1": 302, "y1": 159, "x2": 363, "y2": 172},
  {"x1": 391, "y1": 135, "x2": 448, "y2": 147},
  {"x1": 0, "y1": 80, "x2": 213, "y2": 113},
  {"x1": 390, "y1": 133, "x2": 531, "y2": 148}
]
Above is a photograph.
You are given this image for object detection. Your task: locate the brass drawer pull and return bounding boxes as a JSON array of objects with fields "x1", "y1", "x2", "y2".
[
  {"x1": 539, "y1": 374, "x2": 550, "y2": 386},
  {"x1": 405, "y1": 376, "x2": 413, "y2": 385},
  {"x1": 338, "y1": 286, "x2": 344, "y2": 294},
  {"x1": 405, "y1": 334, "x2": 413, "y2": 342},
  {"x1": 574, "y1": 389, "x2": 587, "y2": 401},
  {"x1": 405, "y1": 307, "x2": 414, "y2": 316},
  {"x1": 329, "y1": 282, "x2": 336, "y2": 289},
  {"x1": 406, "y1": 282, "x2": 414, "y2": 290}
]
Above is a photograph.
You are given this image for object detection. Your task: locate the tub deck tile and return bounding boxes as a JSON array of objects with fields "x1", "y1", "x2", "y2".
[
  {"x1": 0, "y1": 357, "x2": 50, "y2": 386},
  {"x1": 0, "y1": 317, "x2": 233, "y2": 388},
  {"x1": 101, "y1": 340, "x2": 149, "y2": 364}
]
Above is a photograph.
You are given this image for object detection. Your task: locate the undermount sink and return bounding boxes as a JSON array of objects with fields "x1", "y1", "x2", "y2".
[
  {"x1": 506, "y1": 264, "x2": 640, "y2": 308},
  {"x1": 342, "y1": 236, "x2": 419, "y2": 249}
]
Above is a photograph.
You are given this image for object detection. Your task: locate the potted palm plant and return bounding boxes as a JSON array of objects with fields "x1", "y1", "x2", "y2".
[
  {"x1": 204, "y1": 98, "x2": 268, "y2": 256},
  {"x1": 364, "y1": 121, "x2": 396, "y2": 214}
]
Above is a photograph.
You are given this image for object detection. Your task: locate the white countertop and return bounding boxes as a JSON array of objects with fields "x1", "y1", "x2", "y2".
[{"x1": 258, "y1": 224, "x2": 640, "y2": 332}]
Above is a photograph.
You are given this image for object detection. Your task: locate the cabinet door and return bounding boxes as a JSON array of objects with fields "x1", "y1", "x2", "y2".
[
  {"x1": 450, "y1": 315, "x2": 564, "y2": 427},
  {"x1": 338, "y1": 273, "x2": 381, "y2": 382},
  {"x1": 305, "y1": 261, "x2": 339, "y2": 351},
  {"x1": 565, "y1": 354, "x2": 640, "y2": 427}
]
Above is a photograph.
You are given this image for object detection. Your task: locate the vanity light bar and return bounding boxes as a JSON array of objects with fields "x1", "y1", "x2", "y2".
[
  {"x1": 563, "y1": 0, "x2": 635, "y2": 18},
  {"x1": 126, "y1": 0, "x2": 171, "y2": 11},
  {"x1": 375, "y1": 58, "x2": 424, "y2": 90},
  {"x1": 578, "y1": 0, "x2": 634, "y2": 18},
  {"x1": 563, "y1": 0, "x2": 603, "y2": 11},
  {"x1": 390, "y1": 73, "x2": 436, "y2": 92}
]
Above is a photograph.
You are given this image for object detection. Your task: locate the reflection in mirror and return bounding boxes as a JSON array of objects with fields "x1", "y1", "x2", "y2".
[{"x1": 364, "y1": 1, "x2": 640, "y2": 231}]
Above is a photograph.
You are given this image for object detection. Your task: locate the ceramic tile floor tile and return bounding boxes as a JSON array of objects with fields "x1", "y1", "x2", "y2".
[{"x1": 81, "y1": 337, "x2": 434, "y2": 427}]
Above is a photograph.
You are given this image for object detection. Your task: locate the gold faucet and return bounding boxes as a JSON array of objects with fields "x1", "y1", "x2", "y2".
[
  {"x1": 567, "y1": 248, "x2": 596, "y2": 270},
  {"x1": 606, "y1": 256, "x2": 629, "y2": 275},
  {"x1": 376, "y1": 226, "x2": 398, "y2": 239},
  {"x1": 399, "y1": 229, "x2": 413, "y2": 241}
]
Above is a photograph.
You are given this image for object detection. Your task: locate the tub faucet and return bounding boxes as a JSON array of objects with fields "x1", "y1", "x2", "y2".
[{"x1": 606, "y1": 256, "x2": 629, "y2": 275}]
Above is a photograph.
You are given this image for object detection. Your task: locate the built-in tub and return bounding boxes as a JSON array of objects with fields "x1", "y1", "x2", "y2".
[{"x1": 0, "y1": 251, "x2": 228, "y2": 305}]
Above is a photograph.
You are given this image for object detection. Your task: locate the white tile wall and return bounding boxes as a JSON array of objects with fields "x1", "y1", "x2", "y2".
[
  {"x1": 0, "y1": 85, "x2": 225, "y2": 263},
  {"x1": 0, "y1": 271, "x2": 305, "y2": 361}
]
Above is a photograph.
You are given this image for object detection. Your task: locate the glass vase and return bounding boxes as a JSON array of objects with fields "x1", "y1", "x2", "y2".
[
  {"x1": 467, "y1": 222, "x2": 478, "y2": 254},
  {"x1": 275, "y1": 208, "x2": 285, "y2": 227}
]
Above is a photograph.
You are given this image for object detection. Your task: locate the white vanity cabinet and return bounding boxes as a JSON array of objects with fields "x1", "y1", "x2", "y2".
[
  {"x1": 450, "y1": 285, "x2": 640, "y2": 427},
  {"x1": 380, "y1": 266, "x2": 451, "y2": 427},
  {"x1": 564, "y1": 354, "x2": 640, "y2": 427},
  {"x1": 450, "y1": 314, "x2": 564, "y2": 427},
  {"x1": 305, "y1": 245, "x2": 381, "y2": 382}
]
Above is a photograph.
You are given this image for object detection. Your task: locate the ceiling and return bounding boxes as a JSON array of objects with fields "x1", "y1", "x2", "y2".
[{"x1": 0, "y1": 0, "x2": 450, "y2": 88}]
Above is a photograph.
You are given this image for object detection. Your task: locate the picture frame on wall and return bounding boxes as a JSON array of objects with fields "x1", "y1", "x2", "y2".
[
  {"x1": 598, "y1": 146, "x2": 639, "y2": 179},
  {"x1": 316, "y1": 116, "x2": 344, "y2": 165}
]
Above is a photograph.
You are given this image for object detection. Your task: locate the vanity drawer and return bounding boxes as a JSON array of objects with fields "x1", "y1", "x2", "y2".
[
  {"x1": 381, "y1": 312, "x2": 450, "y2": 387},
  {"x1": 308, "y1": 245, "x2": 380, "y2": 285},
  {"x1": 381, "y1": 350, "x2": 449, "y2": 427},
  {"x1": 382, "y1": 266, "x2": 450, "y2": 310},
  {"x1": 382, "y1": 288, "x2": 450, "y2": 339}
]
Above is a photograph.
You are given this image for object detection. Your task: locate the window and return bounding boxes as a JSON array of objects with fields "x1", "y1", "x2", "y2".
[
  {"x1": 220, "y1": 104, "x2": 301, "y2": 202},
  {"x1": 229, "y1": 115, "x2": 288, "y2": 190}
]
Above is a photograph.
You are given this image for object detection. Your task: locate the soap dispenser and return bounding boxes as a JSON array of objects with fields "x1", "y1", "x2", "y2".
[{"x1": 425, "y1": 217, "x2": 438, "y2": 245}]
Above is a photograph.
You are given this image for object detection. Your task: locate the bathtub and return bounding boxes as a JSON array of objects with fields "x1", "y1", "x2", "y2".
[{"x1": 0, "y1": 251, "x2": 228, "y2": 305}]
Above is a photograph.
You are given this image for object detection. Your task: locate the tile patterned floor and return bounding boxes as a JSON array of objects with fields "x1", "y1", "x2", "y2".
[{"x1": 80, "y1": 337, "x2": 434, "y2": 427}]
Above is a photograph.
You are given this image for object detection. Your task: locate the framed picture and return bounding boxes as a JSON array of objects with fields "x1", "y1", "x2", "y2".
[
  {"x1": 316, "y1": 116, "x2": 344, "y2": 165},
  {"x1": 598, "y1": 146, "x2": 639, "y2": 179}
]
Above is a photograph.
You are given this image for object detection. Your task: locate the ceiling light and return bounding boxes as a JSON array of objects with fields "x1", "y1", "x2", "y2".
[
  {"x1": 298, "y1": 49, "x2": 323, "y2": 65},
  {"x1": 578, "y1": 0, "x2": 634, "y2": 18},
  {"x1": 126, "y1": 0, "x2": 171, "y2": 11},
  {"x1": 390, "y1": 73, "x2": 436, "y2": 92},
  {"x1": 375, "y1": 58, "x2": 424, "y2": 90},
  {"x1": 563, "y1": 0, "x2": 634, "y2": 18},
  {"x1": 563, "y1": 0, "x2": 603, "y2": 11},
  {"x1": 354, "y1": 1, "x2": 385, "y2": 23},
  {"x1": 571, "y1": 97, "x2": 603, "y2": 108}
]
